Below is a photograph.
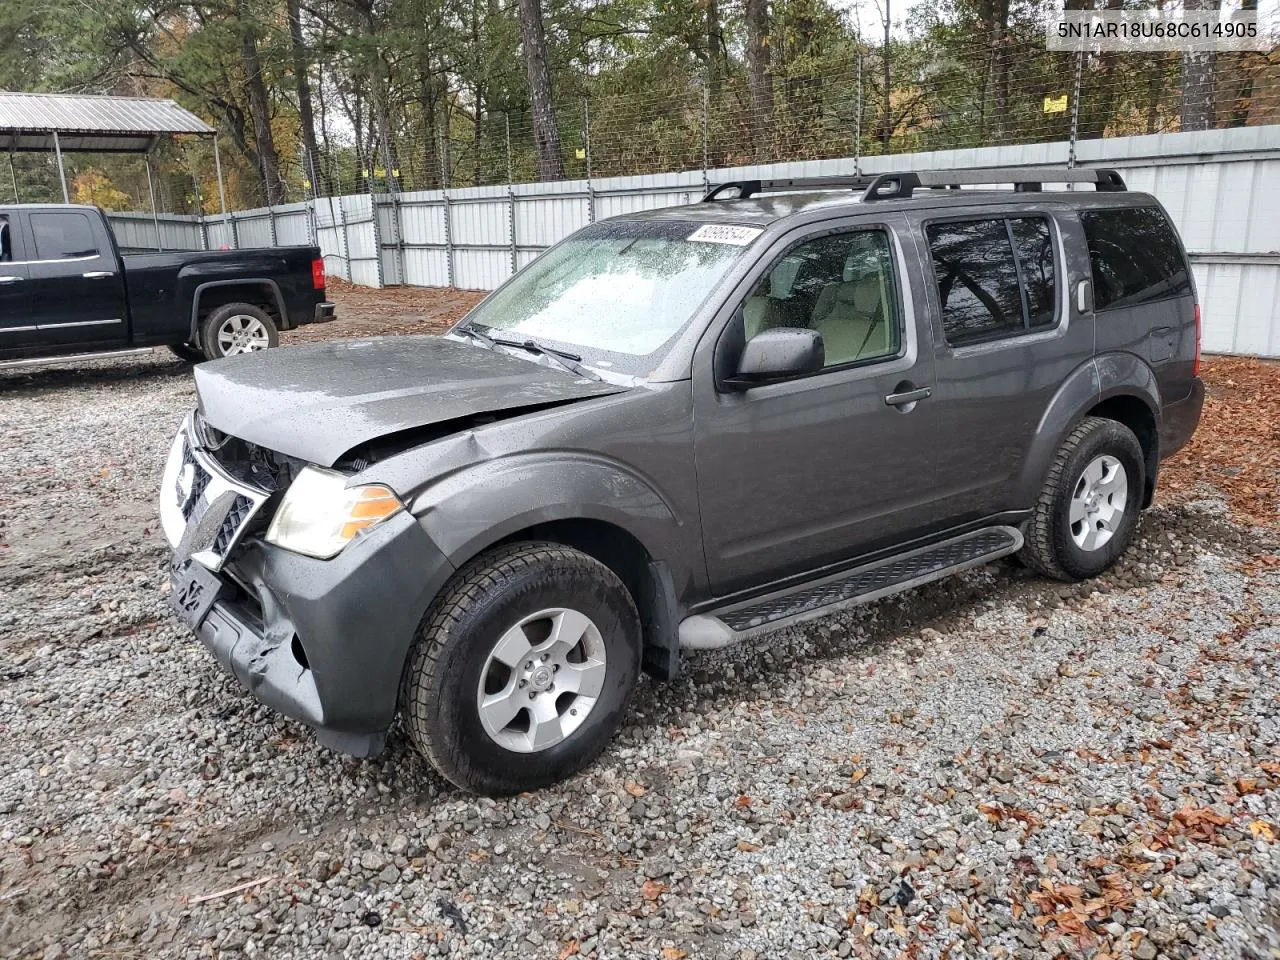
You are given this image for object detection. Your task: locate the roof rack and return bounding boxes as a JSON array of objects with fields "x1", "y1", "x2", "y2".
[{"x1": 701, "y1": 167, "x2": 1127, "y2": 204}]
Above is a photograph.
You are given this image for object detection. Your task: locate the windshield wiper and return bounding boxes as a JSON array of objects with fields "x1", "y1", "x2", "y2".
[
  {"x1": 457, "y1": 323, "x2": 602, "y2": 382},
  {"x1": 456, "y1": 323, "x2": 495, "y2": 348},
  {"x1": 494, "y1": 336, "x2": 601, "y2": 381}
]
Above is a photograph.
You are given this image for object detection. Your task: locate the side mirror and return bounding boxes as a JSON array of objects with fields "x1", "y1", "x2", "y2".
[{"x1": 724, "y1": 327, "x2": 825, "y2": 390}]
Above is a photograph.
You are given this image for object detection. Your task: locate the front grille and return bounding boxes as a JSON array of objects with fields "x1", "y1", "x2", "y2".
[
  {"x1": 213, "y1": 494, "x2": 255, "y2": 555},
  {"x1": 163, "y1": 415, "x2": 273, "y2": 571}
]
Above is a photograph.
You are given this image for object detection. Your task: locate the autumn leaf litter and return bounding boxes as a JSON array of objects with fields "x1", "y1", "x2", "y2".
[{"x1": 1, "y1": 294, "x2": 1278, "y2": 960}]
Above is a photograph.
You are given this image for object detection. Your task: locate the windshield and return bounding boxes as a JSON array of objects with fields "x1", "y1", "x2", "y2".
[{"x1": 458, "y1": 219, "x2": 758, "y2": 375}]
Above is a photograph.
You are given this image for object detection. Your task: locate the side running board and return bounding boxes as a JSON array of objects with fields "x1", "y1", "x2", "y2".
[{"x1": 679, "y1": 526, "x2": 1023, "y2": 649}]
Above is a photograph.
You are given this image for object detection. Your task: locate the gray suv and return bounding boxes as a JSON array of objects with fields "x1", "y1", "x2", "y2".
[{"x1": 160, "y1": 167, "x2": 1204, "y2": 795}]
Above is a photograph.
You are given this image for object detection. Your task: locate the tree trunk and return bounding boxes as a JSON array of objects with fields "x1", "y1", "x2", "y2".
[
  {"x1": 286, "y1": 0, "x2": 322, "y2": 194},
  {"x1": 237, "y1": 0, "x2": 285, "y2": 205},
  {"x1": 515, "y1": 0, "x2": 565, "y2": 181},
  {"x1": 744, "y1": 0, "x2": 773, "y2": 160},
  {"x1": 706, "y1": 0, "x2": 724, "y2": 101},
  {"x1": 985, "y1": 0, "x2": 1010, "y2": 142},
  {"x1": 1180, "y1": 0, "x2": 1218, "y2": 130}
]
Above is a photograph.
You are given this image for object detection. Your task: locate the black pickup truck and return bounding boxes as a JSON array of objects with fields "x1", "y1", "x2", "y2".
[{"x1": 0, "y1": 203, "x2": 335, "y2": 364}]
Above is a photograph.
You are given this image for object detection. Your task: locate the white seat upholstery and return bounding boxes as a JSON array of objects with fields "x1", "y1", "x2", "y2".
[{"x1": 811, "y1": 274, "x2": 890, "y2": 364}]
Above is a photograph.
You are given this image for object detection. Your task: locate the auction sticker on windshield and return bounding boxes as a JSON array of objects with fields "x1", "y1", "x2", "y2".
[{"x1": 687, "y1": 224, "x2": 764, "y2": 245}]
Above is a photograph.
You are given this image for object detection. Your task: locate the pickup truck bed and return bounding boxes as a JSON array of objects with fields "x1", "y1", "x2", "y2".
[{"x1": 0, "y1": 203, "x2": 334, "y2": 363}]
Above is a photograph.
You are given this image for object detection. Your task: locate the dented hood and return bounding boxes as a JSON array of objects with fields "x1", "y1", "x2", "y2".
[{"x1": 193, "y1": 335, "x2": 627, "y2": 466}]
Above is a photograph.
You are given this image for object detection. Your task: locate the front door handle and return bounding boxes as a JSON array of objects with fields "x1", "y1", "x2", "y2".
[
  {"x1": 0, "y1": 275, "x2": 23, "y2": 285},
  {"x1": 884, "y1": 386, "x2": 932, "y2": 407},
  {"x1": 82, "y1": 271, "x2": 115, "y2": 279}
]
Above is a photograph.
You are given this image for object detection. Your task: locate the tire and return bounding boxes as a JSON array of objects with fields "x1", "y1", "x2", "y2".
[
  {"x1": 199, "y1": 303, "x2": 279, "y2": 361},
  {"x1": 167, "y1": 342, "x2": 204, "y2": 363},
  {"x1": 1019, "y1": 416, "x2": 1145, "y2": 582},
  {"x1": 402, "y1": 542, "x2": 641, "y2": 795}
]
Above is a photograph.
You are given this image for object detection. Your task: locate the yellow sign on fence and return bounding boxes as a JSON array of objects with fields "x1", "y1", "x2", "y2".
[{"x1": 1044, "y1": 94, "x2": 1069, "y2": 114}]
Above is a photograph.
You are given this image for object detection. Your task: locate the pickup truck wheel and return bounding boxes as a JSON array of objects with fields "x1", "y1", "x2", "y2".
[
  {"x1": 167, "y1": 342, "x2": 204, "y2": 363},
  {"x1": 402, "y1": 542, "x2": 641, "y2": 795},
  {"x1": 1019, "y1": 416, "x2": 1145, "y2": 582},
  {"x1": 200, "y1": 303, "x2": 279, "y2": 361}
]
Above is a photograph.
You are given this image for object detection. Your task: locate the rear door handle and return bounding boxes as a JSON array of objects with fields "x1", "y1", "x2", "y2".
[
  {"x1": 0, "y1": 275, "x2": 23, "y2": 285},
  {"x1": 82, "y1": 271, "x2": 115, "y2": 279},
  {"x1": 884, "y1": 386, "x2": 932, "y2": 406}
]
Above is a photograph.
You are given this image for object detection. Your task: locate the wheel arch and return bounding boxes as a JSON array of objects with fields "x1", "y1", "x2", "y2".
[
  {"x1": 188, "y1": 279, "x2": 287, "y2": 341},
  {"x1": 1017, "y1": 355, "x2": 1161, "y2": 509},
  {"x1": 411, "y1": 453, "x2": 694, "y2": 683}
]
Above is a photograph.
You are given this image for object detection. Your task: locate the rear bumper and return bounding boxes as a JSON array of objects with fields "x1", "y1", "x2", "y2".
[
  {"x1": 1159, "y1": 377, "x2": 1205, "y2": 460},
  {"x1": 310, "y1": 301, "x2": 337, "y2": 324}
]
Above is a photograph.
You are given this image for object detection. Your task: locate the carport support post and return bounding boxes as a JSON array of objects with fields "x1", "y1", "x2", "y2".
[
  {"x1": 7, "y1": 149, "x2": 17, "y2": 202},
  {"x1": 52, "y1": 131, "x2": 69, "y2": 203},
  {"x1": 212, "y1": 135, "x2": 238, "y2": 248},
  {"x1": 144, "y1": 155, "x2": 163, "y2": 252}
]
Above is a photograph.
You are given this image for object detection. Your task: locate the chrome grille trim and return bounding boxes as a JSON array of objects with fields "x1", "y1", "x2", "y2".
[{"x1": 159, "y1": 413, "x2": 271, "y2": 571}]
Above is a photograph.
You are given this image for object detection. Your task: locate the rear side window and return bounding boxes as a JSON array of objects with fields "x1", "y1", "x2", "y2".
[
  {"x1": 926, "y1": 216, "x2": 1057, "y2": 346},
  {"x1": 30, "y1": 212, "x2": 98, "y2": 260},
  {"x1": 1081, "y1": 207, "x2": 1191, "y2": 310}
]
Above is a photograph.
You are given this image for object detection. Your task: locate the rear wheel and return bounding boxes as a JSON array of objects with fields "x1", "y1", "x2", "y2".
[
  {"x1": 199, "y1": 303, "x2": 279, "y2": 361},
  {"x1": 1019, "y1": 416, "x2": 1145, "y2": 581},
  {"x1": 402, "y1": 542, "x2": 641, "y2": 795}
]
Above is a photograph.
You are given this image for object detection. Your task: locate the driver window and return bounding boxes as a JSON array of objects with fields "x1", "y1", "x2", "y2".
[
  {"x1": 0, "y1": 216, "x2": 10, "y2": 262},
  {"x1": 742, "y1": 229, "x2": 902, "y2": 367}
]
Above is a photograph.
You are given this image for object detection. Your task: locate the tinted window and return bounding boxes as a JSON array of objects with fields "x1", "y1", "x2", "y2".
[
  {"x1": 0, "y1": 215, "x2": 10, "y2": 262},
  {"x1": 30, "y1": 212, "x2": 98, "y2": 260},
  {"x1": 927, "y1": 219, "x2": 1025, "y2": 345},
  {"x1": 1009, "y1": 217, "x2": 1056, "y2": 327},
  {"x1": 742, "y1": 229, "x2": 901, "y2": 367},
  {"x1": 1081, "y1": 207, "x2": 1190, "y2": 310}
]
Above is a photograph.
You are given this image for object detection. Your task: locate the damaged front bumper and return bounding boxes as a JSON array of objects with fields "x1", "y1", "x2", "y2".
[{"x1": 160, "y1": 417, "x2": 455, "y2": 756}]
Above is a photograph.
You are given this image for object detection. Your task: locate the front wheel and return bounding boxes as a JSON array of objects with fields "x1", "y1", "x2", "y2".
[
  {"x1": 199, "y1": 303, "x2": 279, "y2": 361},
  {"x1": 402, "y1": 542, "x2": 641, "y2": 795},
  {"x1": 1019, "y1": 416, "x2": 1145, "y2": 581}
]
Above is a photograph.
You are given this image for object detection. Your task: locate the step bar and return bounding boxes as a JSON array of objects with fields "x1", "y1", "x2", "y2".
[
  {"x1": 0, "y1": 348, "x2": 155, "y2": 371},
  {"x1": 679, "y1": 526, "x2": 1023, "y2": 649}
]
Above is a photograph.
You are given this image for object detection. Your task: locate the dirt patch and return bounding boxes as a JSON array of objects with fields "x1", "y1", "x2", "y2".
[{"x1": 290, "y1": 278, "x2": 486, "y2": 344}]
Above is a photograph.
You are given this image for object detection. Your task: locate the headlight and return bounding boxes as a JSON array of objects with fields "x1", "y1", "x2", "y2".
[{"x1": 265, "y1": 466, "x2": 404, "y2": 559}]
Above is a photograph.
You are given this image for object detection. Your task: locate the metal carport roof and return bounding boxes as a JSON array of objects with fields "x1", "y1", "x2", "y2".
[{"x1": 0, "y1": 91, "x2": 214, "y2": 153}]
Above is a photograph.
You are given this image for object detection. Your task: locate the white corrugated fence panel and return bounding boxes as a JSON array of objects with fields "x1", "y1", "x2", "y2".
[
  {"x1": 454, "y1": 249, "x2": 511, "y2": 290},
  {"x1": 1195, "y1": 261, "x2": 1280, "y2": 357}
]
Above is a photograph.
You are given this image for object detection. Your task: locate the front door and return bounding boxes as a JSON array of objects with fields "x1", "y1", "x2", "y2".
[
  {"x1": 0, "y1": 212, "x2": 36, "y2": 351},
  {"x1": 22, "y1": 209, "x2": 129, "y2": 350},
  {"x1": 693, "y1": 220, "x2": 940, "y2": 596}
]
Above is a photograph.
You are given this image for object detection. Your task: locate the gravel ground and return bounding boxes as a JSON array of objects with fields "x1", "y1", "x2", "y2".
[{"x1": 2, "y1": 303, "x2": 1279, "y2": 959}]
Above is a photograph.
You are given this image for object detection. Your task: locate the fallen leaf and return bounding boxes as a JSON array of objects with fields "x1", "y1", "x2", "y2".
[
  {"x1": 558, "y1": 941, "x2": 580, "y2": 960},
  {"x1": 641, "y1": 879, "x2": 666, "y2": 901},
  {"x1": 736, "y1": 840, "x2": 761, "y2": 853},
  {"x1": 660, "y1": 948, "x2": 688, "y2": 960},
  {"x1": 733, "y1": 795, "x2": 753, "y2": 809},
  {"x1": 624, "y1": 782, "x2": 647, "y2": 798},
  {"x1": 1249, "y1": 820, "x2": 1277, "y2": 842}
]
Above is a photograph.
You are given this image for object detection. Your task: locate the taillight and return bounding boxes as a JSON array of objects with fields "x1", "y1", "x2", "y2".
[
  {"x1": 311, "y1": 257, "x2": 325, "y2": 291},
  {"x1": 1192, "y1": 303, "x2": 1202, "y2": 377}
]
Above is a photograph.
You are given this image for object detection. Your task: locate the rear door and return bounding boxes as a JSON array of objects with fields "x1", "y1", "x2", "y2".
[
  {"x1": 914, "y1": 206, "x2": 1094, "y2": 525},
  {"x1": 22, "y1": 209, "x2": 129, "y2": 349},
  {"x1": 0, "y1": 211, "x2": 36, "y2": 350}
]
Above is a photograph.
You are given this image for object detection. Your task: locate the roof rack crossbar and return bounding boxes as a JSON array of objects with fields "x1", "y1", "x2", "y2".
[{"x1": 861, "y1": 167, "x2": 1127, "y2": 201}]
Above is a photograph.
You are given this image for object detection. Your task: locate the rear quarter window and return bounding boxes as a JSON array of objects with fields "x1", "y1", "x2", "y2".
[{"x1": 1080, "y1": 207, "x2": 1191, "y2": 311}]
